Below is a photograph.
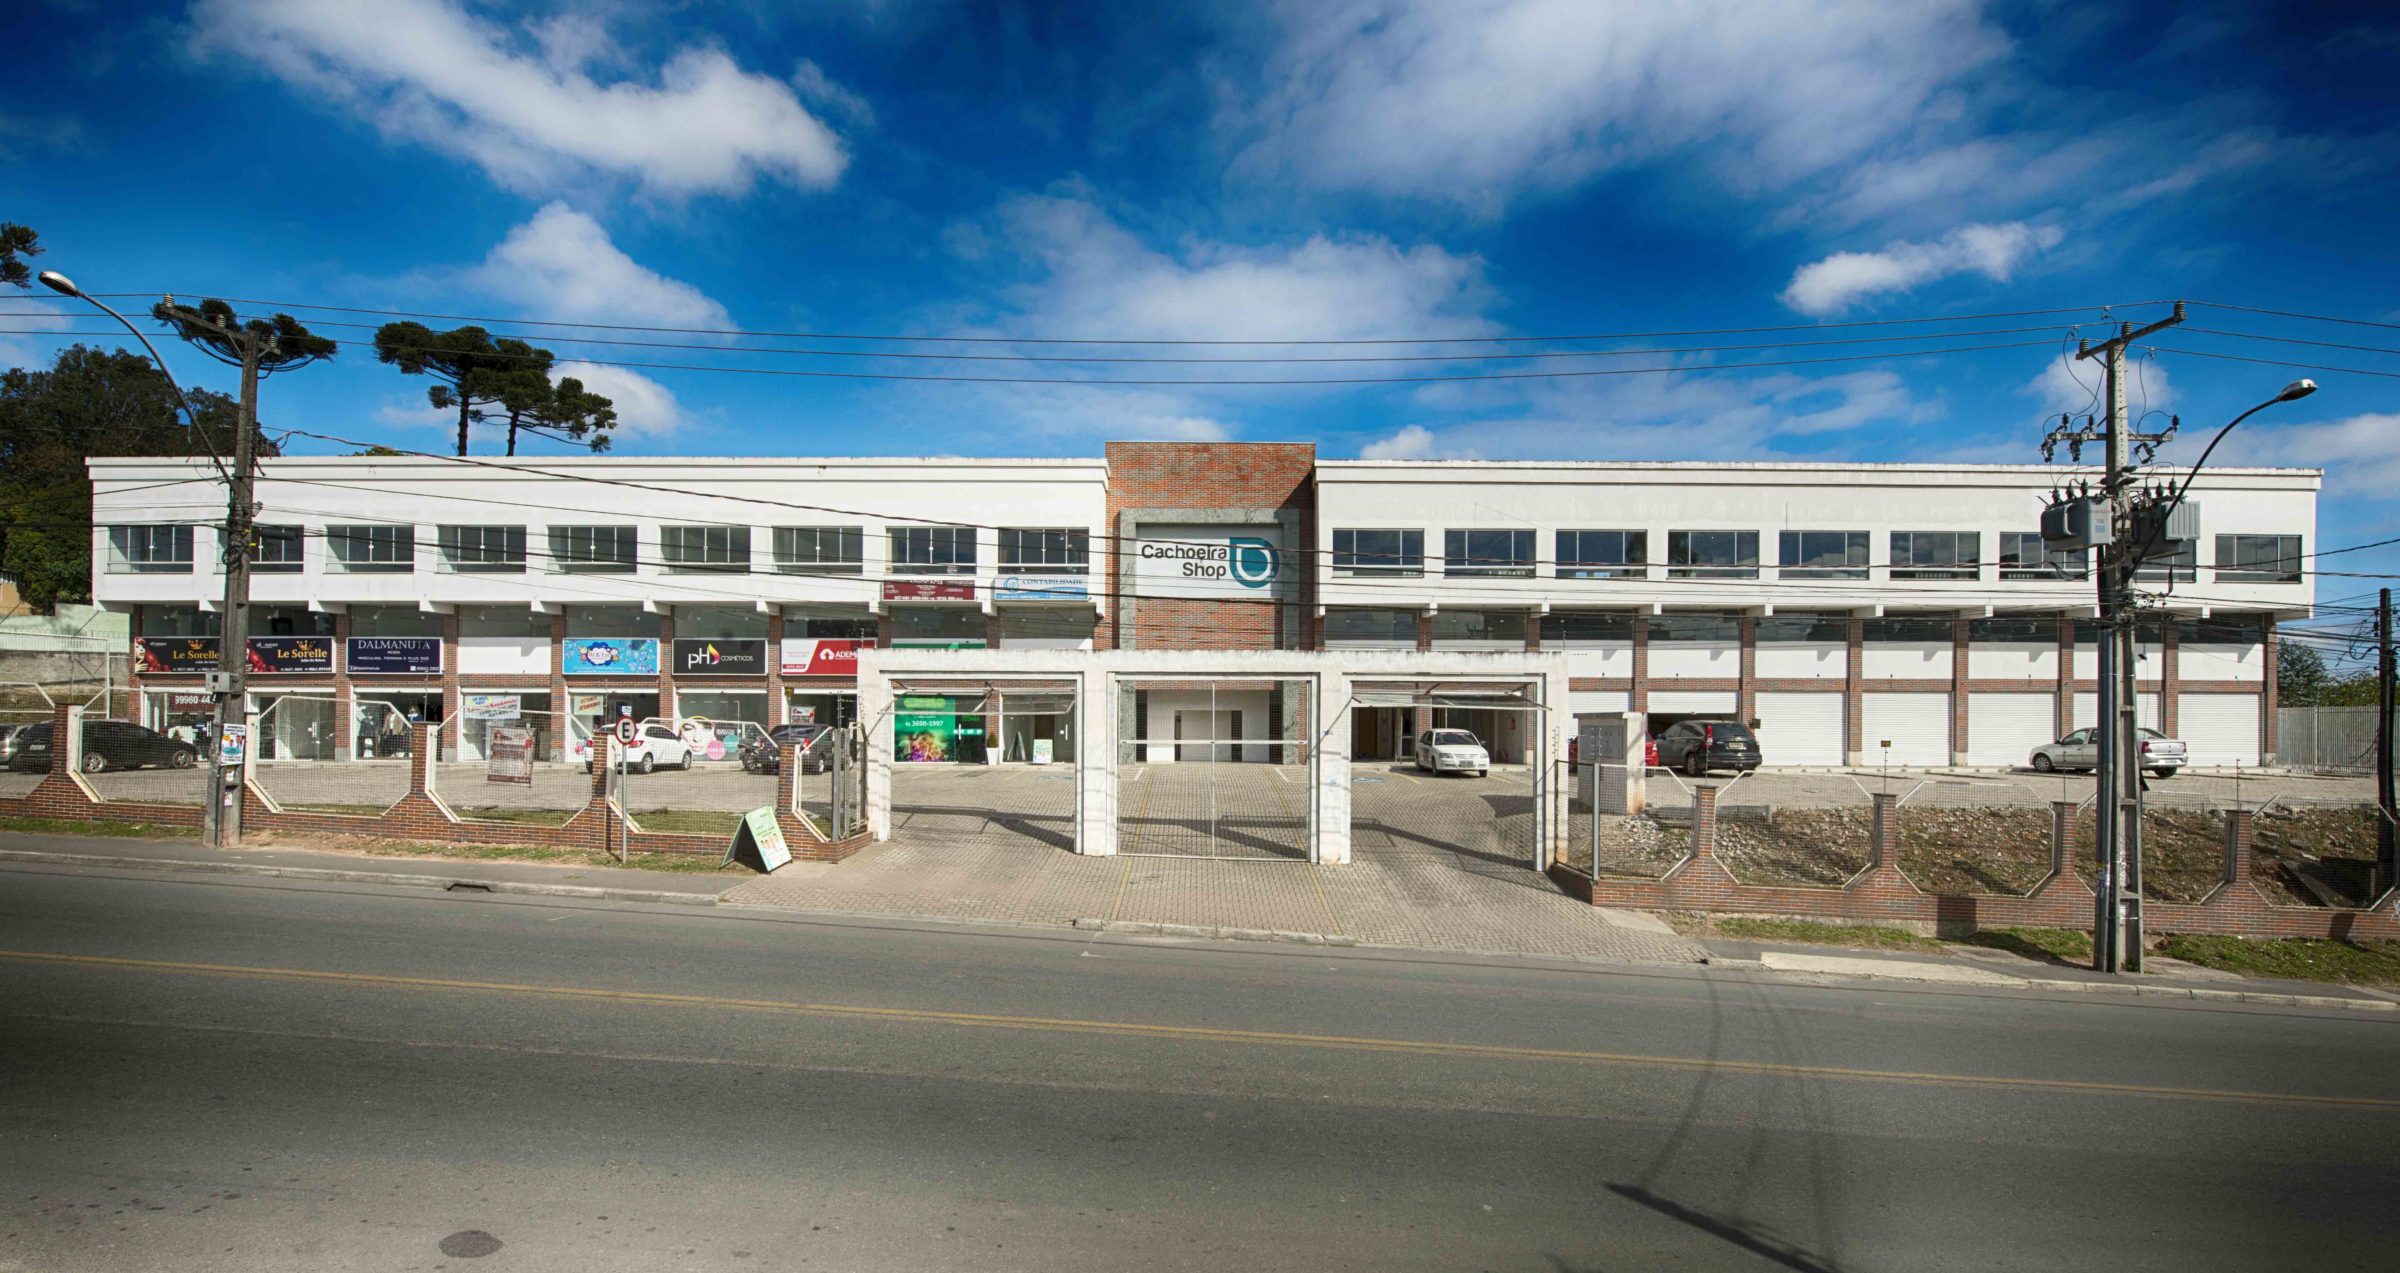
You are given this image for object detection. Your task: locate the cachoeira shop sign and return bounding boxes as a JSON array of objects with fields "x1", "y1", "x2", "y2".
[{"x1": 1131, "y1": 525, "x2": 1285, "y2": 599}]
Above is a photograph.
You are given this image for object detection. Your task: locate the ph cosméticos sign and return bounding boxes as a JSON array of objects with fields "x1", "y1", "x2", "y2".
[
  {"x1": 673, "y1": 638, "x2": 767, "y2": 676},
  {"x1": 1132, "y1": 525, "x2": 1284, "y2": 599},
  {"x1": 779, "y1": 638, "x2": 875, "y2": 677},
  {"x1": 562, "y1": 637, "x2": 659, "y2": 676}
]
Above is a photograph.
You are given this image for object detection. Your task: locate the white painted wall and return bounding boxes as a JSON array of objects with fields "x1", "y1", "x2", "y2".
[
  {"x1": 1753, "y1": 691, "x2": 1843, "y2": 765},
  {"x1": 1648, "y1": 643, "x2": 1738, "y2": 679},
  {"x1": 1861, "y1": 642, "x2": 1951, "y2": 679},
  {"x1": 1560, "y1": 645, "x2": 1632, "y2": 678},
  {"x1": 1754, "y1": 643, "x2": 1844, "y2": 680},
  {"x1": 1968, "y1": 642, "x2": 2058, "y2": 681},
  {"x1": 2178, "y1": 643, "x2": 2265, "y2": 683}
]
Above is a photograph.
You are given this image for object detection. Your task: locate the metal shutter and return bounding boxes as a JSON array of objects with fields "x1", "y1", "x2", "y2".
[
  {"x1": 1859, "y1": 692, "x2": 1950, "y2": 766},
  {"x1": 1568, "y1": 690, "x2": 1630, "y2": 716},
  {"x1": 2178, "y1": 693, "x2": 2262, "y2": 767},
  {"x1": 1753, "y1": 692, "x2": 1843, "y2": 766},
  {"x1": 1966, "y1": 692, "x2": 2057, "y2": 768},
  {"x1": 2072, "y1": 692, "x2": 2161, "y2": 730},
  {"x1": 1647, "y1": 691, "x2": 1737, "y2": 715}
]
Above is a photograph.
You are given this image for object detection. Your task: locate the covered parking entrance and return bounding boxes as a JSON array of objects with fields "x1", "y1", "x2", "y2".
[
  {"x1": 879, "y1": 680, "x2": 1080, "y2": 852},
  {"x1": 856, "y1": 650, "x2": 1570, "y2": 870},
  {"x1": 1348, "y1": 682, "x2": 1553, "y2": 878}
]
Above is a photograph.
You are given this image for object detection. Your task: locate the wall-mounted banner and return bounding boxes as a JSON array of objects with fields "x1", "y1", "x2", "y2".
[
  {"x1": 995, "y1": 574, "x2": 1091, "y2": 601},
  {"x1": 347, "y1": 636, "x2": 443, "y2": 675},
  {"x1": 137, "y1": 637, "x2": 220, "y2": 673},
  {"x1": 673, "y1": 638, "x2": 767, "y2": 676},
  {"x1": 562, "y1": 637, "x2": 659, "y2": 676},
  {"x1": 460, "y1": 693, "x2": 523, "y2": 721},
  {"x1": 1130, "y1": 524, "x2": 1286, "y2": 599},
  {"x1": 246, "y1": 637, "x2": 334, "y2": 674},
  {"x1": 882, "y1": 580, "x2": 976, "y2": 601},
  {"x1": 779, "y1": 638, "x2": 875, "y2": 677}
]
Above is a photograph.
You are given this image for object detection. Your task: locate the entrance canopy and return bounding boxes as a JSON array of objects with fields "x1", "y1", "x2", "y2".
[{"x1": 856, "y1": 648, "x2": 1573, "y2": 866}]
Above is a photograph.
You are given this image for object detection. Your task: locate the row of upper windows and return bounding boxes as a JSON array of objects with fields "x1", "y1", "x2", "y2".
[
  {"x1": 105, "y1": 525, "x2": 1093, "y2": 576},
  {"x1": 1321, "y1": 608, "x2": 2267, "y2": 645},
  {"x1": 1327, "y1": 529, "x2": 2304, "y2": 583}
]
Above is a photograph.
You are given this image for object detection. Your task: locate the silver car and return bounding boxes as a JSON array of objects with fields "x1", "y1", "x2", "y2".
[
  {"x1": 1414, "y1": 728, "x2": 1490, "y2": 778},
  {"x1": 2029, "y1": 727, "x2": 2186, "y2": 778}
]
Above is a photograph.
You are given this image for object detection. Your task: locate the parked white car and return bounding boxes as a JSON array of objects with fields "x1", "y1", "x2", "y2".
[
  {"x1": 1414, "y1": 728, "x2": 1491, "y2": 778},
  {"x1": 2029, "y1": 727, "x2": 2187, "y2": 778},
  {"x1": 621, "y1": 723, "x2": 695, "y2": 774}
]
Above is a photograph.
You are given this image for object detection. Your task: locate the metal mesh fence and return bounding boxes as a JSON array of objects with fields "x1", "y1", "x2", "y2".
[
  {"x1": 1118, "y1": 678, "x2": 1310, "y2": 860},
  {"x1": 2248, "y1": 800, "x2": 2395, "y2": 908},
  {"x1": 1713, "y1": 773, "x2": 1871, "y2": 887},
  {"x1": 1896, "y1": 779, "x2": 2060, "y2": 896},
  {"x1": 614, "y1": 716, "x2": 761, "y2": 840}
]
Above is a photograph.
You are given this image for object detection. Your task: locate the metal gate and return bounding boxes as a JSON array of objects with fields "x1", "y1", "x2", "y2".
[
  {"x1": 1117, "y1": 676, "x2": 1316, "y2": 860},
  {"x1": 1349, "y1": 681, "x2": 1551, "y2": 874},
  {"x1": 880, "y1": 681, "x2": 1080, "y2": 852}
]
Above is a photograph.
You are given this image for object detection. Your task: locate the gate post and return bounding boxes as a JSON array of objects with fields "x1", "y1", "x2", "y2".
[
  {"x1": 859, "y1": 664, "x2": 894, "y2": 841},
  {"x1": 1317, "y1": 670, "x2": 1352, "y2": 865},
  {"x1": 1075, "y1": 667, "x2": 1116, "y2": 856}
]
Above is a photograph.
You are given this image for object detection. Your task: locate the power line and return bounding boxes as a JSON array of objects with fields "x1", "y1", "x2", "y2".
[
  {"x1": 2192, "y1": 300, "x2": 2400, "y2": 334},
  {"x1": 2149, "y1": 345, "x2": 2400, "y2": 380}
]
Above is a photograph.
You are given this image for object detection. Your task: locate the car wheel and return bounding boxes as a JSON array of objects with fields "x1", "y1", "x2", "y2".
[
  {"x1": 81, "y1": 751, "x2": 107, "y2": 773},
  {"x1": 1683, "y1": 750, "x2": 1705, "y2": 779},
  {"x1": 680, "y1": 751, "x2": 694, "y2": 771},
  {"x1": 169, "y1": 748, "x2": 195, "y2": 769},
  {"x1": 635, "y1": 755, "x2": 654, "y2": 775},
  {"x1": 2031, "y1": 754, "x2": 2055, "y2": 772}
]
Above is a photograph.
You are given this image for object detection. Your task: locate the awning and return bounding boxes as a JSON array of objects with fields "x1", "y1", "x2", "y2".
[{"x1": 1349, "y1": 683, "x2": 1547, "y2": 712}]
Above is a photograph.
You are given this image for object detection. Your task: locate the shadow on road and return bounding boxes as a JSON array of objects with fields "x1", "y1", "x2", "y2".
[{"x1": 1602, "y1": 1182, "x2": 1844, "y2": 1273}]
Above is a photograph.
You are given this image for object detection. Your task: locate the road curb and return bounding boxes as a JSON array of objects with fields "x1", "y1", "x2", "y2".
[
  {"x1": 0, "y1": 848, "x2": 723, "y2": 907},
  {"x1": 1073, "y1": 917, "x2": 1357, "y2": 947}
]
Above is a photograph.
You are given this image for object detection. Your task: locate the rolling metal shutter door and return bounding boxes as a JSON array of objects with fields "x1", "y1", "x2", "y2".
[
  {"x1": 2071, "y1": 692, "x2": 2161, "y2": 730},
  {"x1": 1647, "y1": 691, "x2": 1737, "y2": 715},
  {"x1": 1753, "y1": 692, "x2": 1843, "y2": 766},
  {"x1": 1859, "y1": 692, "x2": 1950, "y2": 766},
  {"x1": 1569, "y1": 690, "x2": 1630, "y2": 716},
  {"x1": 2178, "y1": 694, "x2": 2262, "y2": 767},
  {"x1": 1966, "y1": 692, "x2": 2056, "y2": 767}
]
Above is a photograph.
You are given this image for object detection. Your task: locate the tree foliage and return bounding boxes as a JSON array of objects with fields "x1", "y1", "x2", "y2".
[
  {"x1": 0, "y1": 345, "x2": 244, "y2": 611},
  {"x1": 2278, "y1": 640, "x2": 2330, "y2": 706},
  {"x1": 372, "y1": 322, "x2": 614, "y2": 456},
  {"x1": 0, "y1": 222, "x2": 39, "y2": 290},
  {"x1": 151, "y1": 297, "x2": 337, "y2": 375}
]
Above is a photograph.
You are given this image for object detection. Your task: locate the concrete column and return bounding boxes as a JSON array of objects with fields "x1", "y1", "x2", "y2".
[
  {"x1": 2054, "y1": 611, "x2": 2076, "y2": 738},
  {"x1": 1950, "y1": 615, "x2": 1970, "y2": 765},
  {"x1": 860, "y1": 664, "x2": 894, "y2": 841},
  {"x1": 53, "y1": 703, "x2": 80, "y2": 779},
  {"x1": 1844, "y1": 615, "x2": 1865, "y2": 766},
  {"x1": 1630, "y1": 613, "x2": 1650, "y2": 712},
  {"x1": 2260, "y1": 616, "x2": 2279, "y2": 764},
  {"x1": 1074, "y1": 666, "x2": 1116, "y2": 856},
  {"x1": 1869, "y1": 791, "x2": 1899, "y2": 871},
  {"x1": 1317, "y1": 669, "x2": 1352, "y2": 865}
]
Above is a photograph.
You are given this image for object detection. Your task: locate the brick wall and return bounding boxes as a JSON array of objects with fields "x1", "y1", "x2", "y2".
[{"x1": 1103, "y1": 442, "x2": 1315, "y2": 651}]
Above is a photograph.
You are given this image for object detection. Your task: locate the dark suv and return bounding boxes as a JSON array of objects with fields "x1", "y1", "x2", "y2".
[
  {"x1": 4, "y1": 720, "x2": 199, "y2": 773},
  {"x1": 1652, "y1": 719, "x2": 1761, "y2": 777},
  {"x1": 739, "y1": 723, "x2": 833, "y2": 775}
]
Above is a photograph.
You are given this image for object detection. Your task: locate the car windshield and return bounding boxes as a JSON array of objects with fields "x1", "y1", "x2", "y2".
[{"x1": 1429, "y1": 730, "x2": 1479, "y2": 746}]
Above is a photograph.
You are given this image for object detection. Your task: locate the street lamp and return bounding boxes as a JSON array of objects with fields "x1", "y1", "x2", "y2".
[
  {"x1": 2167, "y1": 379, "x2": 2317, "y2": 506},
  {"x1": 38, "y1": 270, "x2": 223, "y2": 475}
]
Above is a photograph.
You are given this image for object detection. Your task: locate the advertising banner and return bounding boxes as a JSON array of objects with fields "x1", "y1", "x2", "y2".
[
  {"x1": 895, "y1": 694, "x2": 959, "y2": 762},
  {"x1": 672, "y1": 638, "x2": 767, "y2": 676},
  {"x1": 1129, "y1": 524, "x2": 1286, "y2": 600},
  {"x1": 461, "y1": 693, "x2": 523, "y2": 721},
  {"x1": 137, "y1": 637, "x2": 220, "y2": 673},
  {"x1": 485, "y1": 724, "x2": 535, "y2": 785},
  {"x1": 246, "y1": 636, "x2": 335, "y2": 674},
  {"x1": 778, "y1": 638, "x2": 875, "y2": 677},
  {"x1": 562, "y1": 637, "x2": 659, "y2": 676},
  {"x1": 882, "y1": 580, "x2": 976, "y2": 601},
  {"x1": 995, "y1": 574, "x2": 1091, "y2": 601},
  {"x1": 347, "y1": 636, "x2": 443, "y2": 674}
]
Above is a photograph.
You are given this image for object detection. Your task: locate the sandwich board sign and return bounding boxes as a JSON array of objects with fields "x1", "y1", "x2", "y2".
[{"x1": 721, "y1": 804, "x2": 792, "y2": 873}]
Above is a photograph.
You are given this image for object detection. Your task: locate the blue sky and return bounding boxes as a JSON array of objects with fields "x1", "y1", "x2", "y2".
[{"x1": 4, "y1": 0, "x2": 2398, "y2": 634}]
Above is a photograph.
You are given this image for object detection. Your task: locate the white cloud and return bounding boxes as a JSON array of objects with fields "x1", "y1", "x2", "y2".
[
  {"x1": 2195, "y1": 413, "x2": 2400, "y2": 500},
  {"x1": 190, "y1": 0, "x2": 850, "y2": 197},
  {"x1": 1780, "y1": 221, "x2": 2063, "y2": 314},
  {"x1": 990, "y1": 191, "x2": 1492, "y2": 341},
  {"x1": 554, "y1": 361, "x2": 686, "y2": 439},
  {"x1": 467, "y1": 203, "x2": 733, "y2": 329},
  {"x1": 0, "y1": 296, "x2": 73, "y2": 372},
  {"x1": 1358, "y1": 425, "x2": 1442, "y2": 460},
  {"x1": 1236, "y1": 0, "x2": 2005, "y2": 212},
  {"x1": 2021, "y1": 353, "x2": 2172, "y2": 415}
]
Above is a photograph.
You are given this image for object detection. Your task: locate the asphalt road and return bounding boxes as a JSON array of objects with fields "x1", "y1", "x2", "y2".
[{"x1": 1, "y1": 863, "x2": 2395, "y2": 1272}]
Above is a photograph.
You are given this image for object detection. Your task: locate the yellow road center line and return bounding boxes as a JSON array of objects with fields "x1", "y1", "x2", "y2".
[{"x1": 4, "y1": 948, "x2": 2394, "y2": 1112}]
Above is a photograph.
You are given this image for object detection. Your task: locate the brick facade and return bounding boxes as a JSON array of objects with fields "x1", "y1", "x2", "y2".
[{"x1": 1102, "y1": 442, "x2": 1315, "y2": 652}]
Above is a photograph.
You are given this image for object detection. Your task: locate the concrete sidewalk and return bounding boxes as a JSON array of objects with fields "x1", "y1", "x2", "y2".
[{"x1": 0, "y1": 832, "x2": 741, "y2": 906}]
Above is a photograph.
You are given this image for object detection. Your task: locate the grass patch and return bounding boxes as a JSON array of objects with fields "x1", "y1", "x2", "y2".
[
  {"x1": 452, "y1": 806, "x2": 578, "y2": 827},
  {"x1": 2155, "y1": 933, "x2": 2400, "y2": 988},
  {"x1": 1706, "y1": 916, "x2": 1938, "y2": 952},
  {"x1": 627, "y1": 808, "x2": 746, "y2": 835},
  {"x1": 1953, "y1": 926, "x2": 2091, "y2": 966},
  {"x1": 0, "y1": 814, "x2": 200, "y2": 839}
]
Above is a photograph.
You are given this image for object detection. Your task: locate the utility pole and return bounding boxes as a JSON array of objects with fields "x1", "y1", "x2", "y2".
[
  {"x1": 2056, "y1": 304, "x2": 2186, "y2": 974},
  {"x1": 2379, "y1": 587, "x2": 2396, "y2": 894}
]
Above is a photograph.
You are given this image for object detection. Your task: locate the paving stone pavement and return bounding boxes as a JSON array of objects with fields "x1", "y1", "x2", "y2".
[{"x1": 723, "y1": 762, "x2": 1705, "y2": 965}]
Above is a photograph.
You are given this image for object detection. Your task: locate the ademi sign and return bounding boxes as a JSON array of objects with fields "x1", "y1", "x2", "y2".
[
  {"x1": 1132, "y1": 524, "x2": 1286, "y2": 600},
  {"x1": 780, "y1": 638, "x2": 875, "y2": 677}
]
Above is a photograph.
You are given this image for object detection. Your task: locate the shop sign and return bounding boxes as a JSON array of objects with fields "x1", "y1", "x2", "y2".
[
  {"x1": 218, "y1": 723, "x2": 248, "y2": 766},
  {"x1": 563, "y1": 637, "x2": 658, "y2": 676},
  {"x1": 779, "y1": 638, "x2": 875, "y2": 676},
  {"x1": 137, "y1": 637, "x2": 220, "y2": 673},
  {"x1": 461, "y1": 693, "x2": 523, "y2": 721},
  {"x1": 995, "y1": 574, "x2": 1090, "y2": 602},
  {"x1": 347, "y1": 636, "x2": 443, "y2": 674},
  {"x1": 247, "y1": 636, "x2": 334, "y2": 674},
  {"x1": 1131, "y1": 525, "x2": 1286, "y2": 599},
  {"x1": 673, "y1": 638, "x2": 767, "y2": 676},
  {"x1": 881, "y1": 580, "x2": 976, "y2": 601},
  {"x1": 485, "y1": 724, "x2": 535, "y2": 785},
  {"x1": 165, "y1": 692, "x2": 215, "y2": 711},
  {"x1": 723, "y1": 805, "x2": 791, "y2": 873}
]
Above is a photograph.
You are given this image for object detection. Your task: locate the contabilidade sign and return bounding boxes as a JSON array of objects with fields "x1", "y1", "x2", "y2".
[{"x1": 1131, "y1": 524, "x2": 1285, "y2": 599}]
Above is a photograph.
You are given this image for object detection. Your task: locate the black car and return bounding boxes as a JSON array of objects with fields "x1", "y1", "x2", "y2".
[
  {"x1": 4, "y1": 720, "x2": 199, "y2": 773},
  {"x1": 1652, "y1": 719, "x2": 1762, "y2": 777},
  {"x1": 739, "y1": 723, "x2": 833, "y2": 775}
]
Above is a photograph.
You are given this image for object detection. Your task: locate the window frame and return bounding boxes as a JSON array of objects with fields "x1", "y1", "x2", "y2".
[
  {"x1": 1331, "y1": 528, "x2": 1424, "y2": 577},
  {"x1": 108, "y1": 524, "x2": 196, "y2": 574},
  {"x1": 1889, "y1": 531, "x2": 1981, "y2": 581},
  {"x1": 771, "y1": 526, "x2": 865, "y2": 575},
  {"x1": 326, "y1": 523, "x2": 415, "y2": 574},
  {"x1": 437, "y1": 524, "x2": 527, "y2": 573},
  {"x1": 997, "y1": 527, "x2": 1091, "y2": 574},
  {"x1": 2213, "y1": 534, "x2": 2302, "y2": 583},
  {"x1": 1554, "y1": 529, "x2": 1647, "y2": 580},
  {"x1": 549, "y1": 525, "x2": 638, "y2": 573},
  {"x1": 1442, "y1": 529, "x2": 1535, "y2": 577},
  {"x1": 2132, "y1": 537, "x2": 2198, "y2": 583},
  {"x1": 1998, "y1": 531, "x2": 2087, "y2": 580},
  {"x1": 1776, "y1": 530, "x2": 1868, "y2": 579},
  {"x1": 249, "y1": 524, "x2": 304, "y2": 574},
  {"x1": 1665, "y1": 530, "x2": 1760, "y2": 580},
  {"x1": 888, "y1": 525, "x2": 978, "y2": 576},
  {"x1": 660, "y1": 524, "x2": 751, "y2": 573}
]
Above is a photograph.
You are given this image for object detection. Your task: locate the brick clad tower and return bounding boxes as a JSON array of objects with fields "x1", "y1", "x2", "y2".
[{"x1": 1102, "y1": 443, "x2": 1316, "y2": 651}]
